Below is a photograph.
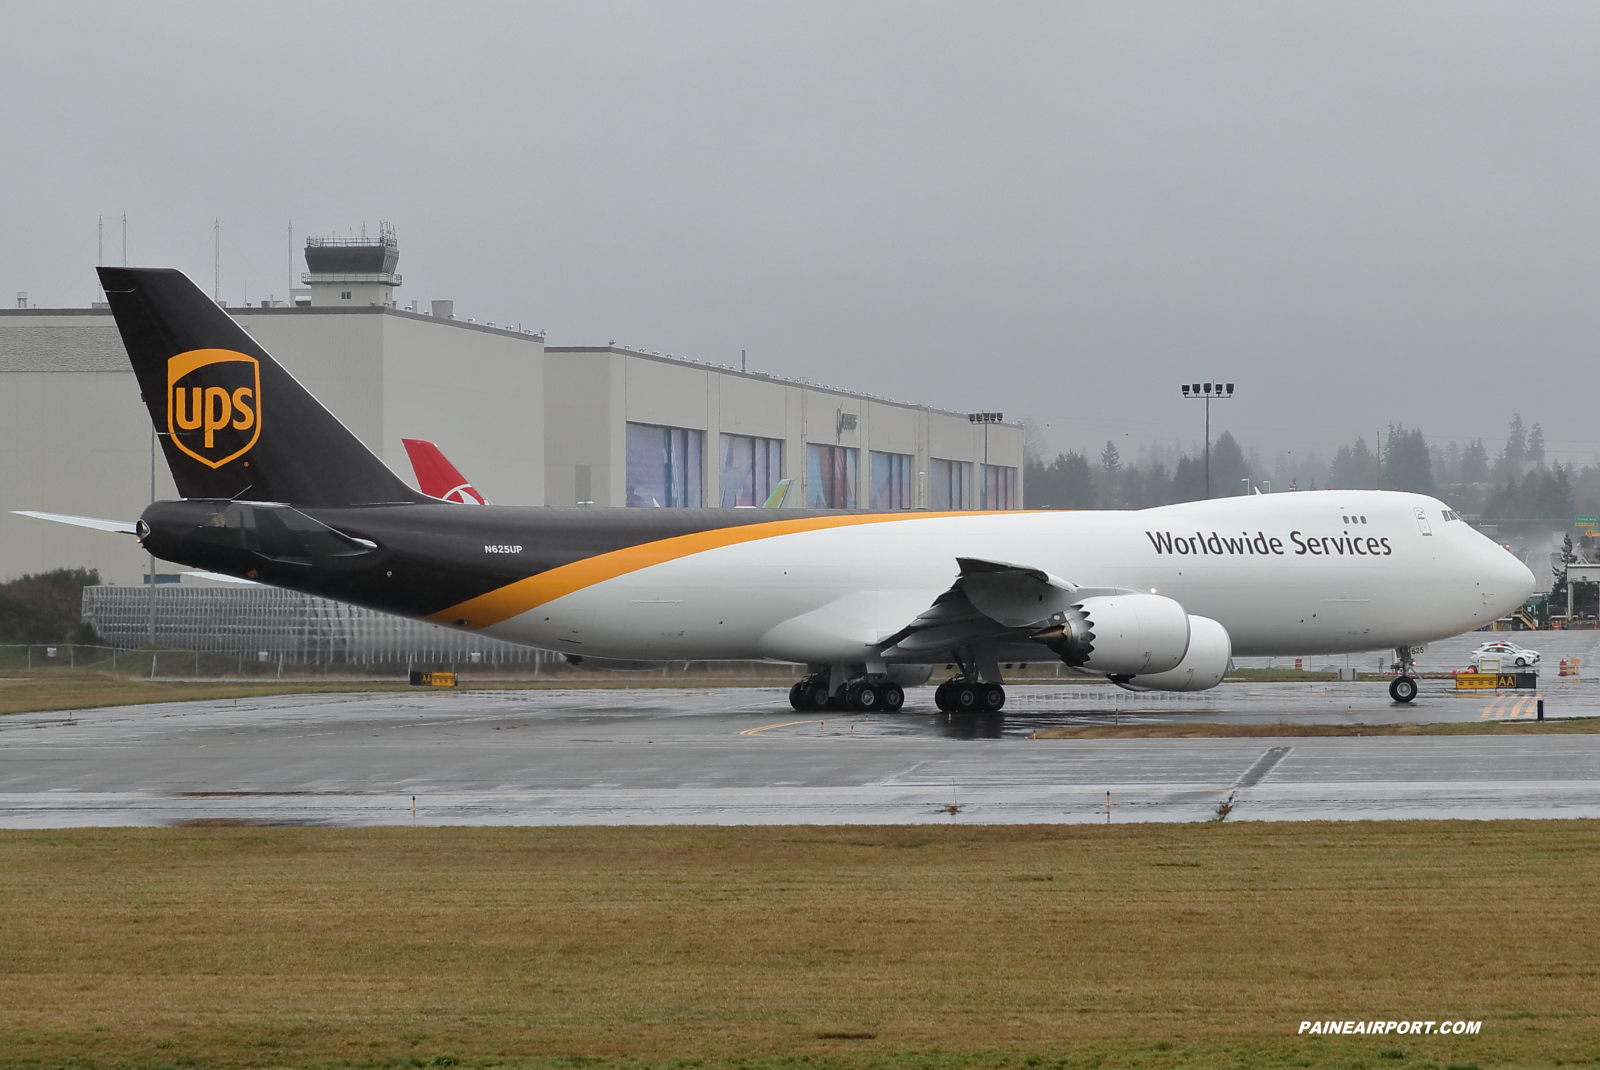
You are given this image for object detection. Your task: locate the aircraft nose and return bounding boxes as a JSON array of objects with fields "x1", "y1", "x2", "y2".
[{"x1": 1495, "y1": 546, "x2": 1538, "y2": 602}]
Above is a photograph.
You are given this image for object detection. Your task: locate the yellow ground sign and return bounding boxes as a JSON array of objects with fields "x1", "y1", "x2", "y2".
[
  {"x1": 409, "y1": 671, "x2": 456, "y2": 687},
  {"x1": 1456, "y1": 673, "x2": 1518, "y2": 690}
]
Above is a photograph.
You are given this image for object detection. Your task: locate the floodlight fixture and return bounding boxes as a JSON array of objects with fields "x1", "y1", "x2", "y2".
[{"x1": 1179, "y1": 379, "x2": 1237, "y2": 499}]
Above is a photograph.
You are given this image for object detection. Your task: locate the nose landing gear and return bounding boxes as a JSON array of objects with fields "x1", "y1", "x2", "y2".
[{"x1": 1389, "y1": 644, "x2": 1420, "y2": 703}]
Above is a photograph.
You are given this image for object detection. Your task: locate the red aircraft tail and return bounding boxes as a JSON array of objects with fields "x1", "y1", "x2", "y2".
[{"x1": 401, "y1": 439, "x2": 488, "y2": 504}]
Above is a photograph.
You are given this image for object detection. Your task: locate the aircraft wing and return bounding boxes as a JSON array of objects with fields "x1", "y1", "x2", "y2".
[
  {"x1": 12, "y1": 510, "x2": 138, "y2": 535},
  {"x1": 876, "y1": 557, "x2": 1104, "y2": 661}
]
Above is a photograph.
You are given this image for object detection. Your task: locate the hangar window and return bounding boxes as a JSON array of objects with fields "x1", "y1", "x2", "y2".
[
  {"x1": 806, "y1": 444, "x2": 858, "y2": 509},
  {"x1": 626, "y1": 423, "x2": 703, "y2": 507},
  {"x1": 982, "y1": 464, "x2": 1017, "y2": 510},
  {"x1": 719, "y1": 434, "x2": 783, "y2": 507},
  {"x1": 340, "y1": 290, "x2": 351, "y2": 300},
  {"x1": 930, "y1": 458, "x2": 970, "y2": 510},
  {"x1": 870, "y1": 451, "x2": 913, "y2": 510}
]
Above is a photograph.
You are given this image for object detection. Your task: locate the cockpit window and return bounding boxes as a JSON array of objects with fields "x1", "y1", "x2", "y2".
[{"x1": 1442, "y1": 509, "x2": 1461, "y2": 522}]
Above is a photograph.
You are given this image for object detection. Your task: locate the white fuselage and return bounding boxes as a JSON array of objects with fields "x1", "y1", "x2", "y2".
[{"x1": 482, "y1": 491, "x2": 1536, "y2": 668}]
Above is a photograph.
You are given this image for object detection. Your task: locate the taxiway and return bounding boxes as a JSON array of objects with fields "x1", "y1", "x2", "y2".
[{"x1": 2, "y1": 677, "x2": 1595, "y2": 827}]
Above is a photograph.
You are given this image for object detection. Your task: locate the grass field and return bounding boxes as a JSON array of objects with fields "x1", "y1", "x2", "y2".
[
  {"x1": 1, "y1": 823, "x2": 1595, "y2": 1070},
  {"x1": 0, "y1": 671, "x2": 806, "y2": 718}
]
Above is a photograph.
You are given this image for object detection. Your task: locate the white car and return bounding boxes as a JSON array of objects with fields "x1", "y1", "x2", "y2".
[{"x1": 1469, "y1": 641, "x2": 1541, "y2": 671}]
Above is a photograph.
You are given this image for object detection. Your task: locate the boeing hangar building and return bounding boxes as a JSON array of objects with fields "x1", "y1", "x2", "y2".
[{"x1": 0, "y1": 231, "x2": 1022, "y2": 663}]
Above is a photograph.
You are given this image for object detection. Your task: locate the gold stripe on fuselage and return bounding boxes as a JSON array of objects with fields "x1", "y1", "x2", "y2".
[{"x1": 426, "y1": 510, "x2": 976, "y2": 629}]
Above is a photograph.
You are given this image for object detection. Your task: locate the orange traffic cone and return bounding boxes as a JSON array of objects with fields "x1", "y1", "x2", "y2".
[{"x1": 1559, "y1": 658, "x2": 1570, "y2": 677}]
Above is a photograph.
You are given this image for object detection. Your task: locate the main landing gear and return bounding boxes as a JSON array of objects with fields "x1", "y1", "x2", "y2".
[
  {"x1": 1388, "y1": 644, "x2": 1419, "y2": 704},
  {"x1": 788, "y1": 673, "x2": 905, "y2": 713},
  {"x1": 934, "y1": 678, "x2": 1006, "y2": 713}
]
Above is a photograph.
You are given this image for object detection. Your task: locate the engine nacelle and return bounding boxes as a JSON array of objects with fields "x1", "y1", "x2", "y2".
[
  {"x1": 1116, "y1": 615, "x2": 1232, "y2": 692},
  {"x1": 886, "y1": 663, "x2": 934, "y2": 688},
  {"x1": 1032, "y1": 593, "x2": 1191, "y2": 676}
]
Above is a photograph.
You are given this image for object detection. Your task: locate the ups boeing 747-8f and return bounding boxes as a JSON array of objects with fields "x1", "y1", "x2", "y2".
[{"x1": 18, "y1": 267, "x2": 1535, "y2": 711}]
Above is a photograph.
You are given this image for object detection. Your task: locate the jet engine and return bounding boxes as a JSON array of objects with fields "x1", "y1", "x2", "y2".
[
  {"x1": 1116, "y1": 615, "x2": 1232, "y2": 692},
  {"x1": 1031, "y1": 593, "x2": 1192, "y2": 676}
]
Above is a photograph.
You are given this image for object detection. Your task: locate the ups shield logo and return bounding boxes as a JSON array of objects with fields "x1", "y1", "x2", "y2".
[{"x1": 167, "y1": 349, "x2": 261, "y2": 468}]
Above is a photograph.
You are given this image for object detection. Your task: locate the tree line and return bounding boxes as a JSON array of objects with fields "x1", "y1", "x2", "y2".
[
  {"x1": 0, "y1": 568, "x2": 102, "y2": 644},
  {"x1": 1025, "y1": 413, "x2": 1589, "y2": 520}
]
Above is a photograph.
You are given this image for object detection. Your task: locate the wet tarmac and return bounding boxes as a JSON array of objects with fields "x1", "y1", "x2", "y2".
[{"x1": 3, "y1": 674, "x2": 1597, "y2": 827}]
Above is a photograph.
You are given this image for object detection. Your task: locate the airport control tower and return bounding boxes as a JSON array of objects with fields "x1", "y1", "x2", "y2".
[{"x1": 302, "y1": 222, "x2": 402, "y2": 308}]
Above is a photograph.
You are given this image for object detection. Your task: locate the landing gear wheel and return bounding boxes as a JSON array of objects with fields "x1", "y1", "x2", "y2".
[
  {"x1": 934, "y1": 682, "x2": 953, "y2": 712},
  {"x1": 882, "y1": 684, "x2": 905, "y2": 711},
  {"x1": 805, "y1": 684, "x2": 832, "y2": 709},
  {"x1": 788, "y1": 680, "x2": 808, "y2": 711},
  {"x1": 952, "y1": 682, "x2": 980, "y2": 713},
  {"x1": 854, "y1": 685, "x2": 880, "y2": 711},
  {"x1": 980, "y1": 684, "x2": 1006, "y2": 712},
  {"x1": 1389, "y1": 676, "x2": 1418, "y2": 703}
]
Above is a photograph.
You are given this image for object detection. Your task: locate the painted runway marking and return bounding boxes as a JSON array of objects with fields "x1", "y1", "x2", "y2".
[
  {"x1": 1233, "y1": 746, "x2": 1293, "y2": 788},
  {"x1": 741, "y1": 719, "x2": 825, "y2": 736},
  {"x1": 1481, "y1": 693, "x2": 1543, "y2": 719}
]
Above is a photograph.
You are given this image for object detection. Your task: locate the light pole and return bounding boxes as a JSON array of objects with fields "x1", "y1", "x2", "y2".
[
  {"x1": 968, "y1": 411, "x2": 1003, "y2": 507},
  {"x1": 1180, "y1": 381, "x2": 1234, "y2": 499},
  {"x1": 148, "y1": 425, "x2": 157, "y2": 647}
]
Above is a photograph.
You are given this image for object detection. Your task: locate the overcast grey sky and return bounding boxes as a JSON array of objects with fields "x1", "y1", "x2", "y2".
[{"x1": 4, "y1": 2, "x2": 1598, "y2": 466}]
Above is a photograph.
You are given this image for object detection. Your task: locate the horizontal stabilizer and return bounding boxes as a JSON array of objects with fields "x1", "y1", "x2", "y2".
[{"x1": 12, "y1": 510, "x2": 138, "y2": 535}]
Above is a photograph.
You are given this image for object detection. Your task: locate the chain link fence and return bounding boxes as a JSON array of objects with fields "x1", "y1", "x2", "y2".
[
  {"x1": 79, "y1": 584, "x2": 550, "y2": 669},
  {"x1": 0, "y1": 586, "x2": 800, "y2": 681}
]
